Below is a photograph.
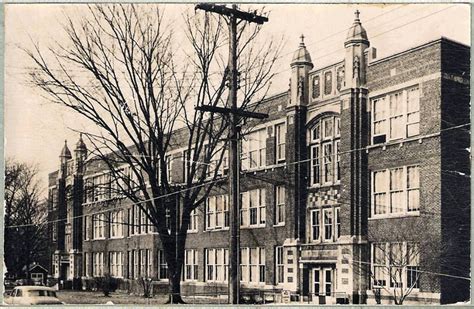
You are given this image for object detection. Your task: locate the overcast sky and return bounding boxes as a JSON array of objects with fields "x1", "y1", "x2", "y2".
[{"x1": 4, "y1": 3, "x2": 470, "y2": 194}]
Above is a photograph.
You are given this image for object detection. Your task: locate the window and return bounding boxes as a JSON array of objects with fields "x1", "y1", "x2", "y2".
[
  {"x1": 407, "y1": 166, "x2": 420, "y2": 211},
  {"x1": 371, "y1": 86, "x2": 420, "y2": 143},
  {"x1": 184, "y1": 249, "x2": 198, "y2": 281},
  {"x1": 83, "y1": 216, "x2": 90, "y2": 241},
  {"x1": 406, "y1": 243, "x2": 420, "y2": 289},
  {"x1": 309, "y1": 115, "x2": 340, "y2": 186},
  {"x1": 206, "y1": 195, "x2": 229, "y2": 230},
  {"x1": 275, "y1": 123, "x2": 286, "y2": 162},
  {"x1": 188, "y1": 209, "x2": 198, "y2": 232},
  {"x1": 372, "y1": 243, "x2": 386, "y2": 287},
  {"x1": 324, "y1": 71, "x2": 332, "y2": 95},
  {"x1": 241, "y1": 189, "x2": 266, "y2": 228},
  {"x1": 371, "y1": 242, "x2": 420, "y2": 289},
  {"x1": 242, "y1": 129, "x2": 266, "y2": 170},
  {"x1": 109, "y1": 252, "x2": 123, "y2": 278},
  {"x1": 335, "y1": 208, "x2": 341, "y2": 239},
  {"x1": 206, "y1": 248, "x2": 228, "y2": 282},
  {"x1": 275, "y1": 186, "x2": 285, "y2": 225},
  {"x1": 323, "y1": 209, "x2": 333, "y2": 241},
  {"x1": 84, "y1": 252, "x2": 90, "y2": 277},
  {"x1": 166, "y1": 155, "x2": 173, "y2": 183},
  {"x1": 93, "y1": 252, "x2": 104, "y2": 277},
  {"x1": 110, "y1": 210, "x2": 124, "y2": 238},
  {"x1": 372, "y1": 166, "x2": 420, "y2": 217},
  {"x1": 158, "y1": 250, "x2": 168, "y2": 280},
  {"x1": 240, "y1": 247, "x2": 265, "y2": 284},
  {"x1": 92, "y1": 214, "x2": 106, "y2": 239},
  {"x1": 275, "y1": 247, "x2": 284, "y2": 284},
  {"x1": 311, "y1": 210, "x2": 320, "y2": 241},
  {"x1": 133, "y1": 250, "x2": 139, "y2": 278},
  {"x1": 312, "y1": 75, "x2": 320, "y2": 98},
  {"x1": 206, "y1": 144, "x2": 229, "y2": 178}
]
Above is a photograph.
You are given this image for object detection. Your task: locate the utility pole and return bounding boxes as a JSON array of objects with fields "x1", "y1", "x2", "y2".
[{"x1": 194, "y1": 4, "x2": 268, "y2": 305}]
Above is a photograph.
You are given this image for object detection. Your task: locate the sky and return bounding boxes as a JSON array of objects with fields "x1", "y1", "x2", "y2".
[{"x1": 4, "y1": 3, "x2": 470, "y2": 195}]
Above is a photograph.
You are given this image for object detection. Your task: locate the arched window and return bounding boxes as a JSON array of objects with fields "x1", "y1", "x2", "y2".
[{"x1": 309, "y1": 115, "x2": 340, "y2": 186}]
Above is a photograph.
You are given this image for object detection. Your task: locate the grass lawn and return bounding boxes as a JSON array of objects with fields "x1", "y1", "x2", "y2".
[
  {"x1": 57, "y1": 290, "x2": 168, "y2": 305},
  {"x1": 57, "y1": 290, "x2": 229, "y2": 305}
]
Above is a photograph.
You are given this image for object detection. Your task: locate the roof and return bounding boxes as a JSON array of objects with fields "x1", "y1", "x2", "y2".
[
  {"x1": 291, "y1": 35, "x2": 313, "y2": 68},
  {"x1": 345, "y1": 10, "x2": 369, "y2": 47},
  {"x1": 59, "y1": 140, "x2": 72, "y2": 159}
]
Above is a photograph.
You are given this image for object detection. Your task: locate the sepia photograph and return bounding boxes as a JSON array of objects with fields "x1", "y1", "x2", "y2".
[{"x1": 3, "y1": 2, "x2": 471, "y2": 306}]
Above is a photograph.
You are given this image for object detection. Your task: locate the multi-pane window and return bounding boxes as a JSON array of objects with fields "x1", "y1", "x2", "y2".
[
  {"x1": 242, "y1": 129, "x2": 266, "y2": 169},
  {"x1": 157, "y1": 250, "x2": 168, "y2": 280},
  {"x1": 206, "y1": 144, "x2": 229, "y2": 178},
  {"x1": 310, "y1": 207, "x2": 340, "y2": 242},
  {"x1": 241, "y1": 189, "x2": 266, "y2": 228},
  {"x1": 83, "y1": 216, "x2": 90, "y2": 240},
  {"x1": 275, "y1": 186, "x2": 285, "y2": 225},
  {"x1": 110, "y1": 210, "x2": 124, "y2": 238},
  {"x1": 311, "y1": 209, "x2": 320, "y2": 241},
  {"x1": 206, "y1": 248, "x2": 228, "y2": 282},
  {"x1": 92, "y1": 214, "x2": 106, "y2": 239},
  {"x1": 93, "y1": 252, "x2": 104, "y2": 277},
  {"x1": 188, "y1": 209, "x2": 198, "y2": 232},
  {"x1": 371, "y1": 242, "x2": 420, "y2": 289},
  {"x1": 371, "y1": 86, "x2": 420, "y2": 144},
  {"x1": 109, "y1": 251, "x2": 123, "y2": 278},
  {"x1": 275, "y1": 246, "x2": 284, "y2": 284},
  {"x1": 184, "y1": 249, "x2": 199, "y2": 281},
  {"x1": 310, "y1": 115, "x2": 340, "y2": 185},
  {"x1": 240, "y1": 247, "x2": 265, "y2": 284},
  {"x1": 206, "y1": 195, "x2": 229, "y2": 230},
  {"x1": 84, "y1": 252, "x2": 90, "y2": 277},
  {"x1": 372, "y1": 166, "x2": 420, "y2": 217},
  {"x1": 275, "y1": 123, "x2": 286, "y2": 162},
  {"x1": 166, "y1": 155, "x2": 173, "y2": 183},
  {"x1": 323, "y1": 209, "x2": 333, "y2": 241}
]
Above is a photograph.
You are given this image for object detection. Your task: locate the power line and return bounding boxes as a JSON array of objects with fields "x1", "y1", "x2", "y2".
[{"x1": 6, "y1": 121, "x2": 469, "y2": 229}]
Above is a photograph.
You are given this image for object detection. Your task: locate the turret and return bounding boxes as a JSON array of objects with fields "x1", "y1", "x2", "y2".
[
  {"x1": 344, "y1": 10, "x2": 370, "y2": 88},
  {"x1": 74, "y1": 134, "x2": 87, "y2": 175},
  {"x1": 59, "y1": 140, "x2": 72, "y2": 179},
  {"x1": 289, "y1": 34, "x2": 313, "y2": 106}
]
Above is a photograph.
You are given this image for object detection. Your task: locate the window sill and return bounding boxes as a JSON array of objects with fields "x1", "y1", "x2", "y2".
[
  {"x1": 110, "y1": 236, "x2": 125, "y2": 240},
  {"x1": 92, "y1": 237, "x2": 106, "y2": 241},
  {"x1": 308, "y1": 182, "x2": 340, "y2": 189},
  {"x1": 369, "y1": 211, "x2": 420, "y2": 220},
  {"x1": 369, "y1": 133, "x2": 437, "y2": 150},
  {"x1": 273, "y1": 223, "x2": 285, "y2": 227},
  {"x1": 241, "y1": 225, "x2": 266, "y2": 230},
  {"x1": 187, "y1": 230, "x2": 199, "y2": 234},
  {"x1": 205, "y1": 227, "x2": 230, "y2": 232}
]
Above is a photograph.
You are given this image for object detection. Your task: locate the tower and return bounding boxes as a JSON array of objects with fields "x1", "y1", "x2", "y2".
[
  {"x1": 289, "y1": 34, "x2": 314, "y2": 107},
  {"x1": 344, "y1": 9, "x2": 370, "y2": 88},
  {"x1": 339, "y1": 10, "x2": 370, "y2": 304}
]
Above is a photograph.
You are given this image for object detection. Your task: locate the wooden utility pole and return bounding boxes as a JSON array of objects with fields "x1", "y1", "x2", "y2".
[{"x1": 195, "y1": 4, "x2": 268, "y2": 304}]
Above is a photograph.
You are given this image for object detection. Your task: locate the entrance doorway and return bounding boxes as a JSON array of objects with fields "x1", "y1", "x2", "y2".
[{"x1": 312, "y1": 267, "x2": 334, "y2": 304}]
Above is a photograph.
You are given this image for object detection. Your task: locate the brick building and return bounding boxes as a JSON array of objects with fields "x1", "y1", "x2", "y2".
[{"x1": 47, "y1": 12, "x2": 470, "y2": 304}]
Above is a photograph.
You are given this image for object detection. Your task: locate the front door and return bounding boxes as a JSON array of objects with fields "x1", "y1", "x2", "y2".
[{"x1": 312, "y1": 267, "x2": 334, "y2": 304}]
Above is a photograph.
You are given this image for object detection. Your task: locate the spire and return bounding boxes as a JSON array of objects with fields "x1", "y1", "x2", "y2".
[
  {"x1": 291, "y1": 34, "x2": 313, "y2": 68},
  {"x1": 60, "y1": 140, "x2": 72, "y2": 159},
  {"x1": 75, "y1": 133, "x2": 87, "y2": 153},
  {"x1": 345, "y1": 9, "x2": 369, "y2": 47}
]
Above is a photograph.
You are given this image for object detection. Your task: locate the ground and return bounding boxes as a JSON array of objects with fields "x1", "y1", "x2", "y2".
[{"x1": 56, "y1": 290, "x2": 229, "y2": 305}]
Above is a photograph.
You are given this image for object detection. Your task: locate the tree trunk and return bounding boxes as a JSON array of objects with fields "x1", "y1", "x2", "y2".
[{"x1": 168, "y1": 272, "x2": 184, "y2": 304}]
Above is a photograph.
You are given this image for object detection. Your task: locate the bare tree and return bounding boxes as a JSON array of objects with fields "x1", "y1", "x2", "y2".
[
  {"x1": 4, "y1": 159, "x2": 48, "y2": 280},
  {"x1": 27, "y1": 4, "x2": 281, "y2": 302}
]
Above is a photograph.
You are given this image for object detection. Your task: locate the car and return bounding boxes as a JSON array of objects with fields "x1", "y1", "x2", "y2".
[{"x1": 4, "y1": 286, "x2": 64, "y2": 305}]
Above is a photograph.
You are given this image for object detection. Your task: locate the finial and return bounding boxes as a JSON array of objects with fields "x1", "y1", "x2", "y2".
[
  {"x1": 64, "y1": 140, "x2": 67, "y2": 145},
  {"x1": 300, "y1": 34, "x2": 305, "y2": 45},
  {"x1": 355, "y1": 9, "x2": 360, "y2": 21}
]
